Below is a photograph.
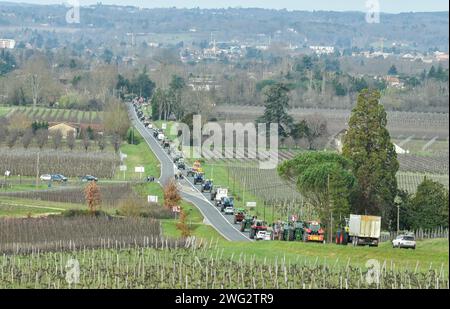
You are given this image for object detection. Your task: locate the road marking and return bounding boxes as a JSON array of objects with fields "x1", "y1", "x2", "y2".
[{"x1": 183, "y1": 176, "x2": 253, "y2": 242}]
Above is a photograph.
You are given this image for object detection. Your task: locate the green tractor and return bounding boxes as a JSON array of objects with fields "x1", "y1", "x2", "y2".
[
  {"x1": 281, "y1": 222, "x2": 295, "y2": 241},
  {"x1": 293, "y1": 221, "x2": 305, "y2": 241},
  {"x1": 240, "y1": 215, "x2": 254, "y2": 232}
]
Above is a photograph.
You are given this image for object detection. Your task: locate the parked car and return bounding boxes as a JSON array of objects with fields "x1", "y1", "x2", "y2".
[
  {"x1": 51, "y1": 174, "x2": 68, "y2": 182},
  {"x1": 40, "y1": 174, "x2": 52, "y2": 182},
  {"x1": 392, "y1": 235, "x2": 416, "y2": 249},
  {"x1": 224, "y1": 206, "x2": 234, "y2": 215},
  {"x1": 81, "y1": 175, "x2": 98, "y2": 182}
]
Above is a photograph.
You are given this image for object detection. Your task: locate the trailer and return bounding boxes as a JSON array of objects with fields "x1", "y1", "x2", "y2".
[
  {"x1": 213, "y1": 188, "x2": 228, "y2": 206},
  {"x1": 348, "y1": 215, "x2": 381, "y2": 247}
]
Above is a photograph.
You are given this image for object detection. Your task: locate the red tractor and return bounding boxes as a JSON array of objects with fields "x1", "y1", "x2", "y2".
[
  {"x1": 303, "y1": 221, "x2": 325, "y2": 243},
  {"x1": 233, "y1": 208, "x2": 246, "y2": 224},
  {"x1": 249, "y1": 220, "x2": 268, "y2": 239}
]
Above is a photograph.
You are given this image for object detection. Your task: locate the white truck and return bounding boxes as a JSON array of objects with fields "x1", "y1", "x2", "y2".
[
  {"x1": 212, "y1": 188, "x2": 228, "y2": 206},
  {"x1": 348, "y1": 214, "x2": 381, "y2": 247}
]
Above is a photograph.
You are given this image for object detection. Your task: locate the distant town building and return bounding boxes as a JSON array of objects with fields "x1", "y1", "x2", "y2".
[
  {"x1": 384, "y1": 76, "x2": 404, "y2": 89},
  {"x1": 434, "y1": 51, "x2": 449, "y2": 62},
  {"x1": 188, "y1": 75, "x2": 220, "y2": 92},
  {"x1": 0, "y1": 39, "x2": 15, "y2": 49},
  {"x1": 310, "y1": 45, "x2": 334, "y2": 55}
]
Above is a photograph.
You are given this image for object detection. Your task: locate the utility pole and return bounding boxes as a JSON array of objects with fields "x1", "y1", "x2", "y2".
[
  {"x1": 397, "y1": 204, "x2": 400, "y2": 235},
  {"x1": 242, "y1": 178, "x2": 246, "y2": 207},
  {"x1": 35, "y1": 151, "x2": 40, "y2": 188},
  {"x1": 328, "y1": 173, "x2": 333, "y2": 243}
]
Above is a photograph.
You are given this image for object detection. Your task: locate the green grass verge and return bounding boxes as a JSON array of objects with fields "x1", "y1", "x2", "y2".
[
  {"x1": 0, "y1": 204, "x2": 60, "y2": 217},
  {"x1": 0, "y1": 106, "x2": 11, "y2": 117},
  {"x1": 115, "y1": 131, "x2": 161, "y2": 181}
]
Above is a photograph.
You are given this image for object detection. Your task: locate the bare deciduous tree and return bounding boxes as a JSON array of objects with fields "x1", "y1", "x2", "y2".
[
  {"x1": 110, "y1": 133, "x2": 122, "y2": 153},
  {"x1": 305, "y1": 114, "x2": 328, "y2": 150},
  {"x1": 7, "y1": 130, "x2": 19, "y2": 148},
  {"x1": 35, "y1": 128, "x2": 48, "y2": 149},
  {"x1": 24, "y1": 57, "x2": 50, "y2": 108},
  {"x1": 21, "y1": 128, "x2": 34, "y2": 149},
  {"x1": 51, "y1": 130, "x2": 63, "y2": 150},
  {"x1": 83, "y1": 134, "x2": 91, "y2": 152},
  {"x1": 66, "y1": 130, "x2": 76, "y2": 151},
  {"x1": 96, "y1": 133, "x2": 105, "y2": 151}
]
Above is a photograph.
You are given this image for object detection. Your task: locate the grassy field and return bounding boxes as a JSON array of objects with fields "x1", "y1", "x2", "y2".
[
  {"x1": 0, "y1": 196, "x2": 86, "y2": 217},
  {"x1": 0, "y1": 204, "x2": 61, "y2": 217},
  {"x1": 115, "y1": 131, "x2": 161, "y2": 181},
  {"x1": 161, "y1": 204, "x2": 448, "y2": 272},
  {"x1": 392, "y1": 138, "x2": 449, "y2": 155},
  {"x1": 0, "y1": 106, "x2": 11, "y2": 117}
]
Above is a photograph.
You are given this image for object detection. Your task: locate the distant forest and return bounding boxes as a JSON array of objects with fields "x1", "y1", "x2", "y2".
[{"x1": 0, "y1": 3, "x2": 448, "y2": 51}]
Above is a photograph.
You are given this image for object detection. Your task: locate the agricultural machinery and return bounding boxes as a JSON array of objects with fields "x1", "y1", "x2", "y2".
[
  {"x1": 177, "y1": 160, "x2": 186, "y2": 170},
  {"x1": 240, "y1": 215, "x2": 254, "y2": 232},
  {"x1": 335, "y1": 218, "x2": 350, "y2": 245},
  {"x1": 281, "y1": 222, "x2": 295, "y2": 241},
  {"x1": 163, "y1": 139, "x2": 170, "y2": 149},
  {"x1": 212, "y1": 188, "x2": 228, "y2": 204},
  {"x1": 219, "y1": 197, "x2": 234, "y2": 212},
  {"x1": 303, "y1": 221, "x2": 325, "y2": 243},
  {"x1": 201, "y1": 180, "x2": 213, "y2": 192},
  {"x1": 187, "y1": 160, "x2": 202, "y2": 176},
  {"x1": 193, "y1": 172, "x2": 205, "y2": 185},
  {"x1": 233, "y1": 208, "x2": 246, "y2": 224},
  {"x1": 249, "y1": 220, "x2": 268, "y2": 239}
]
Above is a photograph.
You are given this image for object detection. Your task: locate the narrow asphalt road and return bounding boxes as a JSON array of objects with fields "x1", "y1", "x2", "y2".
[{"x1": 128, "y1": 103, "x2": 250, "y2": 242}]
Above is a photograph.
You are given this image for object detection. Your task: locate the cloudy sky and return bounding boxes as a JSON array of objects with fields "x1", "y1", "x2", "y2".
[{"x1": 2, "y1": 0, "x2": 449, "y2": 12}]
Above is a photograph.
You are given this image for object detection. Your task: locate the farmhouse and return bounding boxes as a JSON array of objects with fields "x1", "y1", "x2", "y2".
[{"x1": 48, "y1": 123, "x2": 77, "y2": 139}]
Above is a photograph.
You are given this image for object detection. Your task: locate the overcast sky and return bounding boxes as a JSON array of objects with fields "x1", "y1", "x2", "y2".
[{"x1": 2, "y1": 0, "x2": 449, "y2": 12}]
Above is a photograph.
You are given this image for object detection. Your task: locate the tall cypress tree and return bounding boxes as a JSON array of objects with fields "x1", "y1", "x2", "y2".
[{"x1": 343, "y1": 89, "x2": 399, "y2": 219}]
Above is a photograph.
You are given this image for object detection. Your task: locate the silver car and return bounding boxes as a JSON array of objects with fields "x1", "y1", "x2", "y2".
[{"x1": 40, "y1": 174, "x2": 52, "y2": 181}]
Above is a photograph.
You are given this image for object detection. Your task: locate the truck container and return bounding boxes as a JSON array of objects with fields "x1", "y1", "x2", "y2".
[{"x1": 348, "y1": 214, "x2": 381, "y2": 247}]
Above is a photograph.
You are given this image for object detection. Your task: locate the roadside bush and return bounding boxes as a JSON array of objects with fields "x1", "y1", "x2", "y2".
[
  {"x1": 61, "y1": 209, "x2": 111, "y2": 218},
  {"x1": 117, "y1": 195, "x2": 172, "y2": 219}
]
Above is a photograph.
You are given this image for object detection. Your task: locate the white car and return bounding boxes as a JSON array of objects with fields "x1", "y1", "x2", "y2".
[
  {"x1": 255, "y1": 231, "x2": 271, "y2": 241},
  {"x1": 40, "y1": 174, "x2": 52, "y2": 181},
  {"x1": 224, "y1": 207, "x2": 234, "y2": 215},
  {"x1": 147, "y1": 124, "x2": 153, "y2": 129},
  {"x1": 392, "y1": 235, "x2": 416, "y2": 249}
]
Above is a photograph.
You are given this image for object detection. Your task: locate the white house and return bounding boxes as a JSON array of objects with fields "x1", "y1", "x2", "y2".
[{"x1": 0, "y1": 39, "x2": 16, "y2": 49}]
